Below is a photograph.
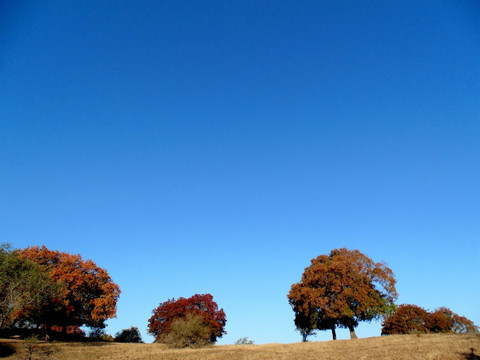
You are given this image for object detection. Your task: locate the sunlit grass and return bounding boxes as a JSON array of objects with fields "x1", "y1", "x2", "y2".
[{"x1": 1, "y1": 333, "x2": 479, "y2": 360}]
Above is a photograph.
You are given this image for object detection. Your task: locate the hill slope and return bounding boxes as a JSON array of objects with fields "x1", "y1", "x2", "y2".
[{"x1": 1, "y1": 333, "x2": 479, "y2": 360}]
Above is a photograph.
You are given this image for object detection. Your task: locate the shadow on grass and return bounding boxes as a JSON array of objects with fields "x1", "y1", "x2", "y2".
[
  {"x1": 81, "y1": 342, "x2": 116, "y2": 347},
  {"x1": 0, "y1": 342, "x2": 16, "y2": 358},
  {"x1": 461, "y1": 348, "x2": 480, "y2": 360}
]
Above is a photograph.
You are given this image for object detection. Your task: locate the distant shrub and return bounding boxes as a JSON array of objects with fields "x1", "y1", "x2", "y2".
[
  {"x1": 382, "y1": 304, "x2": 479, "y2": 335},
  {"x1": 88, "y1": 328, "x2": 114, "y2": 342},
  {"x1": 114, "y1": 326, "x2": 143, "y2": 343},
  {"x1": 21, "y1": 335, "x2": 58, "y2": 359},
  {"x1": 234, "y1": 337, "x2": 254, "y2": 345},
  {"x1": 88, "y1": 328, "x2": 104, "y2": 339}
]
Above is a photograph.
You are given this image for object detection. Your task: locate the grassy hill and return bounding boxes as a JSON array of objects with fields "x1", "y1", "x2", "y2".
[{"x1": 1, "y1": 333, "x2": 479, "y2": 360}]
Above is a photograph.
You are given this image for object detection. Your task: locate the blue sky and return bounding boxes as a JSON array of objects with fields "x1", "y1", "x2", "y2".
[{"x1": 1, "y1": 1, "x2": 479, "y2": 344}]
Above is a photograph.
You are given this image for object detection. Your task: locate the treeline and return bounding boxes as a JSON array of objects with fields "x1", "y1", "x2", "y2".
[
  {"x1": 0, "y1": 244, "x2": 226, "y2": 347},
  {"x1": 287, "y1": 248, "x2": 478, "y2": 341},
  {"x1": 1, "y1": 244, "x2": 478, "y2": 347},
  {"x1": 381, "y1": 304, "x2": 478, "y2": 335}
]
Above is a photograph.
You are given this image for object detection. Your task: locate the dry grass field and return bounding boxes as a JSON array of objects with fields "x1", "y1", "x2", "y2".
[{"x1": 1, "y1": 333, "x2": 479, "y2": 360}]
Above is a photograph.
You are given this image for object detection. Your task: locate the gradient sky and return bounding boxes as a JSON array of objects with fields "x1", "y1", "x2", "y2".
[{"x1": 1, "y1": 1, "x2": 479, "y2": 344}]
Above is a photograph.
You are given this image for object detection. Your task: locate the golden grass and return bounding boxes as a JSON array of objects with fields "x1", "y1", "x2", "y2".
[{"x1": 1, "y1": 333, "x2": 479, "y2": 360}]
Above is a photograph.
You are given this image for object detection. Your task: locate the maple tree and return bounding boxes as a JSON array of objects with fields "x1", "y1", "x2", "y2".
[
  {"x1": 148, "y1": 293, "x2": 226, "y2": 346},
  {"x1": 381, "y1": 304, "x2": 479, "y2": 335},
  {"x1": 18, "y1": 245, "x2": 120, "y2": 333},
  {"x1": 288, "y1": 248, "x2": 397, "y2": 340}
]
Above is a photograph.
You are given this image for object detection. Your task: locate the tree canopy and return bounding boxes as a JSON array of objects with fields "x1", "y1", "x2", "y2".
[
  {"x1": 288, "y1": 248, "x2": 397, "y2": 340},
  {"x1": 18, "y1": 245, "x2": 120, "y2": 334},
  {"x1": 148, "y1": 293, "x2": 226, "y2": 347},
  {"x1": 382, "y1": 304, "x2": 479, "y2": 335}
]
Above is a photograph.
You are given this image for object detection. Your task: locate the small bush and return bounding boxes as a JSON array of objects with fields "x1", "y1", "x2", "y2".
[
  {"x1": 88, "y1": 328, "x2": 114, "y2": 342},
  {"x1": 20, "y1": 336, "x2": 58, "y2": 360},
  {"x1": 161, "y1": 313, "x2": 212, "y2": 348},
  {"x1": 234, "y1": 337, "x2": 254, "y2": 345},
  {"x1": 114, "y1": 326, "x2": 143, "y2": 343}
]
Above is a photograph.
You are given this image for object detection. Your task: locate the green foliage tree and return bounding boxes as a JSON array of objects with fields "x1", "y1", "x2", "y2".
[
  {"x1": 0, "y1": 244, "x2": 60, "y2": 330},
  {"x1": 162, "y1": 313, "x2": 212, "y2": 348},
  {"x1": 288, "y1": 248, "x2": 398, "y2": 340},
  {"x1": 114, "y1": 326, "x2": 143, "y2": 343}
]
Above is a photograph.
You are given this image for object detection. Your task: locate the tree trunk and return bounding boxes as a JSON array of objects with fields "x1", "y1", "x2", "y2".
[
  {"x1": 348, "y1": 325, "x2": 358, "y2": 339},
  {"x1": 44, "y1": 324, "x2": 52, "y2": 341},
  {"x1": 331, "y1": 326, "x2": 337, "y2": 340}
]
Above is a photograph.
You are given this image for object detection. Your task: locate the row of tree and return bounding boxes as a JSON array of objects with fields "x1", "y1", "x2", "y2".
[
  {"x1": 287, "y1": 248, "x2": 478, "y2": 341},
  {"x1": 0, "y1": 243, "x2": 227, "y2": 346},
  {"x1": 381, "y1": 304, "x2": 477, "y2": 335},
  {"x1": 1, "y1": 244, "x2": 477, "y2": 346}
]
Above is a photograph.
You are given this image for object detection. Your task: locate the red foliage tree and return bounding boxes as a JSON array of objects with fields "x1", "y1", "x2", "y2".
[
  {"x1": 18, "y1": 246, "x2": 120, "y2": 333},
  {"x1": 288, "y1": 248, "x2": 397, "y2": 340},
  {"x1": 429, "y1": 307, "x2": 455, "y2": 333},
  {"x1": 382, "y1": 305, "x2": 478, "y2": 335},
  {"x1": 148, "y1": 294, "x2": 226, "y2": 344},
  {"x1": 381, "y1": 304, "x2": 431, "y2": 335},
  {"x1": 448, "y1": 312, "x2": 479, "y2": 334}
]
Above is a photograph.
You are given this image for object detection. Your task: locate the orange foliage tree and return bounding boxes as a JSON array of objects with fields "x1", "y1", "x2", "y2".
[
  {"x1": 148, "y1": 294, "x2": 226, "y2": 345},
  {"x1": 288, "y1": 248, "x2": 397, "y2": 340},
  {"x1": 380, "y1": 304, "x2": 431, "y2": 334},
  {"x1": 18, "y1": 246, "x2": 120, "y2": 333}
]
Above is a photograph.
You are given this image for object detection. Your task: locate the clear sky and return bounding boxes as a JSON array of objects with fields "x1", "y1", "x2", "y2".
[{"x1": 1, "y1": 1, "x2": 479, "y2": 344}]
